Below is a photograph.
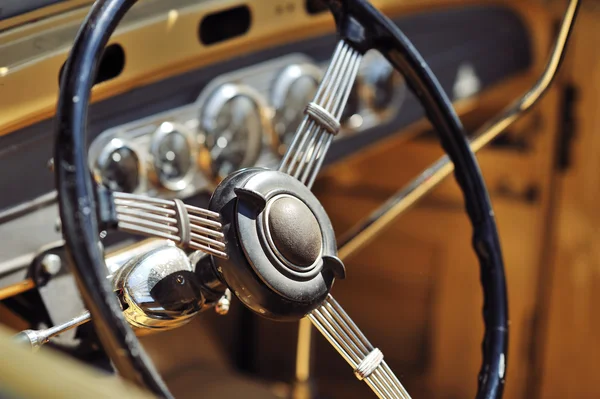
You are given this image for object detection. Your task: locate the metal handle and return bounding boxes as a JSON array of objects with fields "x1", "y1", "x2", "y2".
[{"x1": 14, "y1": 311, "x2": 91, "y2": 352}]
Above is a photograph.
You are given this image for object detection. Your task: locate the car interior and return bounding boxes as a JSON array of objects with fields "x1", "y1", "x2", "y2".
[{"x1": 0, "y1": 0, "x2": 597, "y2": 398}]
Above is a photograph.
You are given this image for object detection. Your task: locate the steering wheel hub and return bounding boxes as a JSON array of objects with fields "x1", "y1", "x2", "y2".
[{"x1": 208, "y1": 168, "x2": 345, "y2": 320}]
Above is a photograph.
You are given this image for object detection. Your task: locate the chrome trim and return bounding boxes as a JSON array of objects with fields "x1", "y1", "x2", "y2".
[
  {"x1": 94, "y1": 137, "x2": 145, "y2": 194},
  {"x1": 15, "y1": 311, "x2": 91, "y2": 352},
  {"x1": 279, "y1": 41, "x2": 362, "y2": 188},
  {"x1": 361, "y1": 50, "x2": 407, "y2": 123},
  {"x1": 308, "y1": 295, "x2": 411, "y2": 399},
  {"x1": 305, "y1": 102, "x2": 340, "y2": 135},
  {"x1": 355, "y1": 348, "x2": 384, "y2": 380},
  {"x1": 113, "y1": 192, "x2": 227, "y2": 258},
  {"x1": 149, "y1": 121, "x2": 197, "y2": 192},
  {"x1": 271, "y1": 63, "x2": 323, "y2": 153},
  {"x1": 198, "y1": 83, "x2": 272, "y2": 181},
  {"x1": 113, "y1": 243, "x2": 202, "y2": 334},
  {"x1": 105, "y1": 238, "x2": 166, "y2": 276}
]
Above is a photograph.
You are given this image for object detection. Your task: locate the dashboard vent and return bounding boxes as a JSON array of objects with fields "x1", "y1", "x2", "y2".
[
  {"x1": 305, "y1": 0, "x2": 327, "y2": 14},
  {"x1": 199, "y1": 5, "x2": 251, "y2": 46},
  {"x1": 58, "y1": 43, "x2": 125, "y2": 86}
]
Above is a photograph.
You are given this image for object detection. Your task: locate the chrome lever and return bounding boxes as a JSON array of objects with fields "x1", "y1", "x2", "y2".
[{"x1": 13, "y1": 311, "x2": 91, "y2": 352}]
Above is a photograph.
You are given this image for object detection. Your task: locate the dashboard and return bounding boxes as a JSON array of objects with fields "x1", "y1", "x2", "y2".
[
  {"x1": 0, "y1": 1, "x2": 69, "y2": 20},
  {"x1": 0, "y1": 2, "x2": 532, "y2": 317},
  {"x1": 87, "y1": 50, "x2": 406, "y2": 199}
]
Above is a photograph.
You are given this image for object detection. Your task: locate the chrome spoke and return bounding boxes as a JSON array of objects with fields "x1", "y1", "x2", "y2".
[
  {"x1": 337, "y1": 0, "x2": 580, "y2": 261},
  {"x1": 308, "y1": 295, "x2": 411, "y2": 399},
  {"x1": 279, "y1": 41, "x2": 362, "y2": 188},
  {"x1": 112, "y1": 192, "x2": 227, "y2": 259}
]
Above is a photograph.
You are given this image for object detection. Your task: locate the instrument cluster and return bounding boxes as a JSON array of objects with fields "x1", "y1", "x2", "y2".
[{"x1": 89, "y1": 51, "x2": 406, "y2": 198}]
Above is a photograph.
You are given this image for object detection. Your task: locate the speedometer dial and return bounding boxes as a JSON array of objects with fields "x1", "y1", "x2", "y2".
[
  {"x1": 199, "y1": 84, "x2": 270, "y2": 181},
  {"x1": 271, "y1": 64, "x2": 322, "y2": 154}
]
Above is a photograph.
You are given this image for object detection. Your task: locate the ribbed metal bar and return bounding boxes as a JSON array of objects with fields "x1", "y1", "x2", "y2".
[
  {"x1": 279, "y1": 40, "x2": 362, "y2": 188},
  {"x1": 117, "y1": 215, "x2": 179, "y2": 234},
  {"x1": 113, "y1": 192, "x2": 227, "y2": 259},
  {"x1": 308, "y1": 295, "x2": 411, "y2": 399},
  {"x1": 115, "y1": 207, "x2": 178, "y2": 225}
]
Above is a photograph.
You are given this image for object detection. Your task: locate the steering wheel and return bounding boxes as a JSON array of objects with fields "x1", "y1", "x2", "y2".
[{"x1": 54, "y1": 0, "x2": 509, "y2": 398}]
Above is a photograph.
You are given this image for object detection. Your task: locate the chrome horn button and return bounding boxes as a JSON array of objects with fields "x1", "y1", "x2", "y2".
[{"x1": 208, "y1": 168, "x2": 345, "y2": 320}]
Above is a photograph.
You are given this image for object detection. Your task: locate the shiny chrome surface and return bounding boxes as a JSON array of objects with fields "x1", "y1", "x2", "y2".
[
  {"x1": 149, "y1": 122, "x2": 197, "y2": 191},
  {"x1": 275, "y1": 42, "x2": 411, "y2": 398},
  {"x1": 88, "y1": 51, "x2": 407, "y2": 201},
  {"x1": 105, "y1": 238, "x2": 167, "y2": 276},
  {"x1": 338, "y1": 0, "x2": 580, "y2": 261},
  {"x1": 15, "y1": 241, "x2": 216, "y2": 349},
  {"x1": 14, "y1": 311, "x2": 91, "y2": 352},
  {"x1": 95, "y1": 138, "x2": 143, "y2": 194},
  {"x1": 271, "y1": 63, "x2": 322, "y2": 153},
  {"x1": 361, "y1": 50, "x2": 407, "y2": 121},
  {"x1": 214, "y1": 288, "x2": 232, "y2": 315},
  {"x1": 308, "y1": 295, "x2": 411, "y2": 399},
  {"x1": 279, "y1": 41, "x2": 362, "y2": 188},
  {"x1": 113, "y1": 243, "x2": 203, "y2": 333},
  {"x1": 113, "y1": 192, "x2": 227, "y2": 258},
  {"x1": 199, "y1": 83, "x2": 269, "y2": 181},
  {"x1": 40, "y1": 253, "x2": 61, "y2": 275}
]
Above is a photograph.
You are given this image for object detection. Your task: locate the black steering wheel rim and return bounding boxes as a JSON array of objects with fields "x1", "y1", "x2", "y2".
[
  {"x1": 54, "y1": 1, "x2": 507, "y2": 398},
  {"x1": 322, "y1": 1, "x2": 508, "y2": 397},
  {"x1": 54, "y1": 0, "x2": 172, "y2": 396}
]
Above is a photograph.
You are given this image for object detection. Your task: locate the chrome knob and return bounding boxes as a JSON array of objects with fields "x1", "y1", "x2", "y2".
[{"x1": 113, "y1": 243, "x2": 204, "y2": 333}]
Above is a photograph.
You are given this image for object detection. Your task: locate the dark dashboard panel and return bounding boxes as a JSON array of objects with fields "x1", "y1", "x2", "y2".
[
  {"x1": 0, "y1": 5, "x2": 531, "y2": 213},
  {"x1": 0, "y1": 0, "x2": 66, "y2": 20}
]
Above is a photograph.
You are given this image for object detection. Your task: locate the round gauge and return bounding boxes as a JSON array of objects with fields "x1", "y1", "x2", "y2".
[
  {"x1": 150, "y1": 121, "x2": 195, "y2": 191},
  {"x1": 271, "y1": 64, "x2": 322, "y2": 154},
  {"x1": 96, "y1": 139, "x2": 141, "y2": 193},
  {"x1": 362, "y1": 52, "x2": 406, "y2": 116},
  {"x1": 199, "y1": 84, "x2": 269, "y2": 181}
]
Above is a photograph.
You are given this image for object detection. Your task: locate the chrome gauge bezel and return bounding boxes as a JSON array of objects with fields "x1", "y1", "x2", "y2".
[
  {"x1": 88, "y1": 105, "x2": 208, "y2": 199},
  {"x1": 271, "y1": 63, "x2": 323, "y2": 155},
  {"x1": 333, "y1": 50, "x2": 407, "y2": 136},
  {"x1": 88, "y1": 52, "x2": 410, "y2": 201},
  {"x1": 94, "y1": 138, "x2": 146, "y2": 194},
  {"x1": 149, "y1": 121, "x2": 198, "y2": 192},
  {"x1": 361, "y1": 51, "x2": 407, "y2": 121},
  {"x1": 198, "y1": 83, "x2": 273, "y2": 182}
]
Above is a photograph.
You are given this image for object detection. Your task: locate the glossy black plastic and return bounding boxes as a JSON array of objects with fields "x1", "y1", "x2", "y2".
[
  {"x1": 323, "y1": 1, "x2": 508, "y2": 398},
  {"x1": 53, "y1": 0, "x2": 171, "y2": 397}
]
